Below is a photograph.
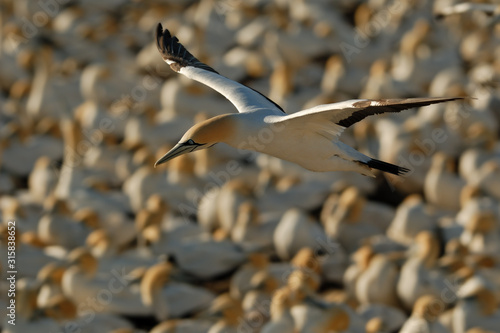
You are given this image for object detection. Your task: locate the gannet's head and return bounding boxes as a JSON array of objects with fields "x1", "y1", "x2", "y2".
[{"x1": 154, "y1": 114, "x2": 235, "y2": 167}]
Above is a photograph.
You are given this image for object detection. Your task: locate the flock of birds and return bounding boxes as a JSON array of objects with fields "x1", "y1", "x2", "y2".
[{"x1": 1, "y1": 0, "x2": 500, "y2": 333}]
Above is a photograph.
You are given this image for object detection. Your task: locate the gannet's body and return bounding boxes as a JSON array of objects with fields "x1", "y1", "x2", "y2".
[{"x1": 154, "y1": 24, "x2": 463, "y2": 176}]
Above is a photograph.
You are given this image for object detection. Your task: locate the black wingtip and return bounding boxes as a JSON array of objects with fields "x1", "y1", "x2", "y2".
[
  {"x1": 156, "y1": 23, "x2": 172, "y2": 57},
  {"x1": 364, "y1": 159, "x2": 410, "y2": 176},
  {"x1": 155, "y1": 23, "x2": 163, "y2": 52},
  {"x1": 155, "y1": 23, "x2": 180, "y2": 66},
  {"x1": 154, "y1": 24, "x2": 220, "y2": 75}
]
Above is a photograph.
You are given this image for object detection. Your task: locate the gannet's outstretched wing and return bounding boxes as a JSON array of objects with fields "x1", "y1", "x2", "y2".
[
  {"x1": 156, "y1": 23, "x2": 285, "y2": 114},
  {"x1": 275, "y1": 97, "x2": 464, "y2": 139}
]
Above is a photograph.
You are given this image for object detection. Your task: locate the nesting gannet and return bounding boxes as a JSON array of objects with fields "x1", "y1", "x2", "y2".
[
  {"x1": 37, "y1": 197, "x2": 91, "y2": 249},
  {"x1": 61, "y1": 248, "x2": 152, "y2": 316},
  {"x1": 386, "y1": 194, "x2": 436, "y2": 246},
  {"x1": 397, "y1": 231, "x2": 447, "y2": 311},
  {"x1": 201, "y1": 294, "x2": 244, "y2": 333},
  {"x1": 140, "y1": 262, "x2": 215, "y2": 321},
  {"x1": 424, "y1": 152, "x2": 466, "y2": 211},
  {"x1": 358, "y1": 304, "x2": 407, "y2": 333},
  {"x1": 241, "y1": 271, "x2": 279, "y2": 316},
  {"x1": 168, "y1": 238, "x2": 247, "y2": 280},
  {"x1": 355, "y1": 254, "x2": 400, "y2": 307},
  {"x1": 36, "y1": 262, "x2": 66, "y2": 309},
  {"x1": 343, "y1": 244, "x2": 374, "y2": 300},
  {"x1": 154, "y1": 24, "x2": 463, "y2": 176},
  {"x1": 231, "y1": 201, "x2": 278, "y2": 252},
  {"x1": 453, "y1": 276, "x2": 500, "y2": 333},
  {"x1": 260, "y1": 287, "x2": 296, "y2": 333},
  {"x1": 149, "y1": 319, "x2": 213, "y2": 333},
  {"x1": 286, "y1": 271, "x2": 357, "y2": 333},
  {"x1": 273, "y1": 208, "x2": 327, "y2": 261},
  {"x1": 399, "y1": 295, "x2": 449, "y2": 333},
  {"x1": 1, "y1": 278, "x2": 61, "y2": 333},
  {"x1": 435, "y1": 3, "x2": 499, "y2": 19},
  {"x1": 322, "y1": 187, "x2": 386, "y2": 253}
]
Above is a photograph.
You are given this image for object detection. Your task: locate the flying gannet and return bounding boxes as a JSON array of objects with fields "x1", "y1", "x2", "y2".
[{"x1": 154, "y1": 23, "x2": 463, "y2": 177}]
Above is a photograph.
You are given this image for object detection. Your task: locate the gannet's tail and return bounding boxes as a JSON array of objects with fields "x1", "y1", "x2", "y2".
[{"x1": 363, "y1": 159, "x2": 410, "y2": 176}]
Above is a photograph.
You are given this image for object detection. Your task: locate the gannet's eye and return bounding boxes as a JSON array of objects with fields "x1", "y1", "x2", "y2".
[{"x1": 186, "y1": 139, "x2": 195, "y2": 145}]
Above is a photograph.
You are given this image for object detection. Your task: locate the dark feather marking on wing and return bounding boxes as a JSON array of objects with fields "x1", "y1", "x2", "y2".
[
  {"x1": 359, "y1": 159, "x2": 410, "y2": 176},
  {"x1": 337, "y1": 97, "x2": 465, "y2": 128},
  {"x1": 156, "y1": 23, "x2": 285, "y2": 114}
]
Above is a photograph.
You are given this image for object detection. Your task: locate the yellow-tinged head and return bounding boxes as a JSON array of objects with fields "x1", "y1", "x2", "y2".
[
  {"x1": 154, "y1": 114, "x2": 236, "y2": 167},
  {"x1": 140, "y1": 262, "x2": 172, "y2": 306},
  {"x1": 413, "y1": 294, "x2": 444, "y2": 321},
  {"x1": 44, "y1": 295, "x2": 77, "y2": 321},
  {"x1": 67, "y1": 248, "x2": 98, "y2": 277}
]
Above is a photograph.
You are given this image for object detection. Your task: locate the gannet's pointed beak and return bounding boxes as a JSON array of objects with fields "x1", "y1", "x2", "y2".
[{"x1": 154, "y1": 142, "x2": 195, "y2": 167}]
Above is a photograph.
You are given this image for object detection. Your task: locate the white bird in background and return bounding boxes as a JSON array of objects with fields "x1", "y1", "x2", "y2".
[
  {"x1": 435, "y1": 2, "x2": 499, "y2": 19},
  {"x1": 154, "y1": 24, "x2": 464, "y2": 177}
]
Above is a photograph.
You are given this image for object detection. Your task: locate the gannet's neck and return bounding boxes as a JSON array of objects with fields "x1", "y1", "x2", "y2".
[{"x1": 183, "y1": 113, "x2": 239, "y2": 145}]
